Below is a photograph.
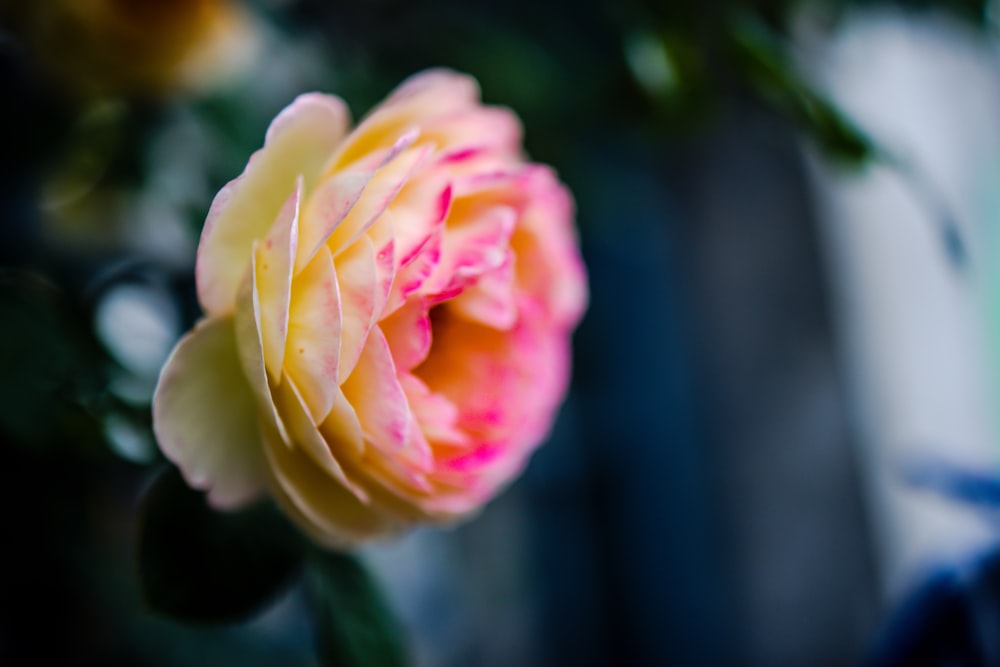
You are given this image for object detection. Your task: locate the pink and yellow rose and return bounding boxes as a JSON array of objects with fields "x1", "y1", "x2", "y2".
[{"x1": 153, "y1": 70, "x2": 587, "y2": 547}]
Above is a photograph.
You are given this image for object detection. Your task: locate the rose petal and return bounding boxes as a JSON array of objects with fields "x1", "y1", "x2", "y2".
[
  {"x1": 366, "y1": 210, "x2": 396, "y2": 325},
  {"x1": 152, "y1": 316, "x2": 267, "y2": 509},
  {"x1": 390, "y1": 177, "x2": 452, "y2": 269},
  {"x1": 418, "y1": 108, "x2": 523, "y2": 159},
  {"x1": 331, "y1": 70, "x2": 480, "y2": 169},
  {"x1": 334, "y1": 235, "x2": 378, "y2": 383},
  {"x1": 512, "y1": 167, "x2": 588, "y2": 329},
  {"x1": 234, "y1": 246, "x2": 290, "y2": 446},
  {"x1": 319, "y1": 384, "x2": 366, "y2": 455},
  {"x1": 421, "y1": 205, "x2": 516, "y2": 299},
  {"x1": 380, "y1": 297, "x2": 431, "y2": 372},
  {"x1": 399, "y1": 373, "x2": 468, "y2": 448},
  {"x1": 285, "y1": 244, "x2": 341, "y2": 421},
  {"x1": 384, "y1": 224, "x2": 442, "y2": 315},
  {"x1": 341, "y1": 325, "x2": 411, "y2": 453},
  {"x1": 325, "y1": 144, "x2": 433, "y2": 257},
  {"x1": 254, "y1": 178, "x2": 301, "y2": 383},
  {"x1": 197, "y1": 94, "x2": 349, "y2": 315},
  {"x1": 415, "y1": 301, "x2": 567, "y2": 453},
  {"x1": 448, "y1": 249, "x2": 517, "y2": 330},
  {"x1": 294, "y1": 170, "x2": 371, "y2": 274}
]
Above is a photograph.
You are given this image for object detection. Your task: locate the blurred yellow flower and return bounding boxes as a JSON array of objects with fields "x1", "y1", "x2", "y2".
[{"x1": 2, "y1": 0, "x2": 257, "y2": 97}]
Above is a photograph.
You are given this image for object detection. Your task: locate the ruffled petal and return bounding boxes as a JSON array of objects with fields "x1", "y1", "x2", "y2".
[{"x1": 152, "y1": 316, "x2": 267, "y2": 509}]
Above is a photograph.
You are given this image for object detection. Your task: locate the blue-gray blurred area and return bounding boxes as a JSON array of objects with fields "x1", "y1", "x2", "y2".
[{"x1": 7, "y1": 0, "x2": 999, "y2": 665}]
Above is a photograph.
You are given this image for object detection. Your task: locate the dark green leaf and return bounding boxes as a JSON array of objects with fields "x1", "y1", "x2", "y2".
[
  {"x1": 138, "y1": 466, "x2": 302, "y2": 624},
  {"x1": 308, "y1": 550, "x2": 409, "y2": 667},
  {"x1": 729, "y1": 15, "x2": 876, "y2": 167}
]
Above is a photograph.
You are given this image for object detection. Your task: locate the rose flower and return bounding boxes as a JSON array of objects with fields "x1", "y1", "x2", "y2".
[{"x1": 153, "y1": 70, "x2": 587, "y2": 547}]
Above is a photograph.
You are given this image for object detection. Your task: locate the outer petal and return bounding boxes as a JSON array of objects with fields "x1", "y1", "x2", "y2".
[
  {"x1": 152, "y1": 316, "x2": 267, "y2": 509},
  {"x1": 197, "y1": 94, "x2": 349, "y2": 315}
]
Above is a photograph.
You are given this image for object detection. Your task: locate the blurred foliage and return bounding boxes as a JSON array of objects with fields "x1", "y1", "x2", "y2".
[{"x1": 0, "y1": 271, "x2": 110, "y2": 453}]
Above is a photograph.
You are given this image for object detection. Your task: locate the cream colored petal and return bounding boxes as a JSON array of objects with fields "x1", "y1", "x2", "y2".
[
  {"x1": 197, "y1": 93, "x2": 348, "y2": 315},
  {"x1": 255, "y1": 178, "x2": 301, "y2": 383},
  {"x1": 285, "y1": 245, "x2": 341, "y2": 421},
  {"x1": 234, "y1": 246, "x2": 290, "y2": 446},
  {"x1": 152, "y1": 316, "x2": 267, "y2": 510}
]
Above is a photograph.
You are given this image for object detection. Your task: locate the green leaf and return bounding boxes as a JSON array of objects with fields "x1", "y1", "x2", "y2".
[
  {"x1": 307, "y1": 550, "x2": 409, "y2": 667},
  {"x1": 137, "y1": 466, "x2": 302, "y2": 624}
]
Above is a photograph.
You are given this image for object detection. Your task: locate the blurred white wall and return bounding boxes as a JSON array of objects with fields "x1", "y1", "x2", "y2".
[{"x1": 807, "y1": 9, "x2": 1000, "y2": 598}]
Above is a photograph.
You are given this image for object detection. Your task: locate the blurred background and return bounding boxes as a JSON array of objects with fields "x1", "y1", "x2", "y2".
[{"x1": 3, "y1": 0, "x2": 1000, "y2": 665}]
